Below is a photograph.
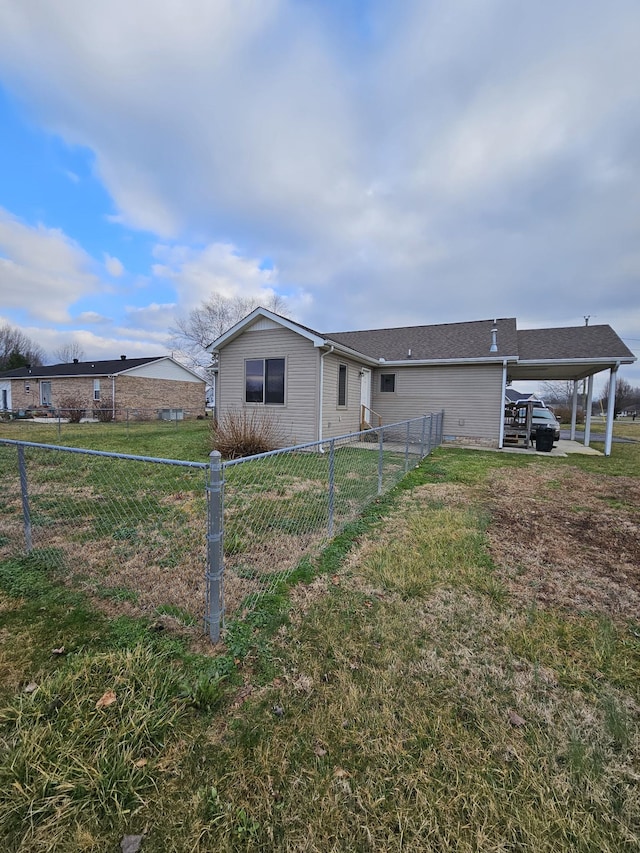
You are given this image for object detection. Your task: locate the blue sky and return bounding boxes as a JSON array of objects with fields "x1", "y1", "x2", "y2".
[{"x1": 0, "y1": 0, "x2": 638, "y2": 393}]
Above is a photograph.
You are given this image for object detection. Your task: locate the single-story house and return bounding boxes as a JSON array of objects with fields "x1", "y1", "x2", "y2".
[
  {"x1": 0, "y1": 355, "x2": 206, "y2": 419},
  {"x1": 504, "y1": 388, "x2": 540, "y2": 406},
  {"x1": 207, "y1": 308, "x2": 636, "y2": 456}
]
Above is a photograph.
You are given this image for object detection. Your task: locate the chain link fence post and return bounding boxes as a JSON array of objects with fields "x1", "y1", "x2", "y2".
[
  {"x1": 17, "y1": 445, "x2": 33, "y2": 553},
  {"x1": 420, "y1": 414, "x2": 427, "y2": 457},
  {"x1": 328, "y1": 438, "x2": 335, "y2": 536},
  {"x1": 205, "y1": 450, "x2": 224, "y2": 643},
  {"x1": 377, "y1": 426, "x2": 384, "y2": 495}
]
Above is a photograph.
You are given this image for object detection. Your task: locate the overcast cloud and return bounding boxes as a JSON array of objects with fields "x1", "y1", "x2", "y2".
[{"x1": 0, "y1": 0, "x2": 637, "y2": 386}]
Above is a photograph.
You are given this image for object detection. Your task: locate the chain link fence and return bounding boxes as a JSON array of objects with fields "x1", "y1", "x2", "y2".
[
  {"x1": 0, "y1": 407, "x2": 209, "y2": 434},
  {"x1": 0, "y1": 440, "x2": 209, "y2": 628},
  {"x1": 215, "y1": 413, "x2": 444, "y2": 618},
  {"x1": 1, "y1": 412, "x2": 443, "y2": 643}
]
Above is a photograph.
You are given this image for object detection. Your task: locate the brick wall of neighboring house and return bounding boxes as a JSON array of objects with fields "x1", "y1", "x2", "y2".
[
  {"x1": 11, "y1": 376, "x2": 96, "y2": 411},
  {"x1": 114, "y1": 376, "x2": 205, "y2": 417},
  {"x1": 10, "y1": 375, "x2": 205, "y2": 418}
]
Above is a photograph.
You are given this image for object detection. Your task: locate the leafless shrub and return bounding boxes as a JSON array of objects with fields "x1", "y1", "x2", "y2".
[
  {"x1": 211, "y1": 407, "x2": 285, "y2": 458},
  {"x1": 93, "y1": 398, "x2": 115, "y2": 422},
  {"x1": 58, "y1": 395, "x2": 88, "y2": 423}
]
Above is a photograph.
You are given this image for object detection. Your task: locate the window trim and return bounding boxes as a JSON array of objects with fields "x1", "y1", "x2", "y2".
[
  {"x1": 337, "y1": 363, "x2": 347, "y2": 407},
  {"x1": 380, "y1": 373, "x2": 396, "y2": 393},
  {"x1": 93, "y1": 379, "x2": 101, "y2": 401},
  {"x1": 244, "y1": 357, "x2": 286, "y2": 406}
]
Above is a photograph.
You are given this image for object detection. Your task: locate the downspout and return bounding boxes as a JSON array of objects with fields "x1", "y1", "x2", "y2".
[
  {"x1": 498, "y1": 360, "x2": 507, "y2": 448},
  {"x1": 318, "y1": 346, "x2": 334, "y2": 445}
]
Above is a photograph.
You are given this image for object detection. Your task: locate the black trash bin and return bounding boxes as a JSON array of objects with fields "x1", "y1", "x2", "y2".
[{"x1": 535, "y1": 425, "x2": 554, "y2": 452}]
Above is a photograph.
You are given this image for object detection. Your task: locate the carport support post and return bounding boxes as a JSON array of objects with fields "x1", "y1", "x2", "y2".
[
  {"x1": 604, "y1": 364, "x2": 619, "y2": 457},
  {"x1": 570, "y1": 381, "x2": 579, "y2": 441},
  {"x1": 205, "y1": 450, "x2": 224, "y2": 643},
  {"x1": 584, "y1": 375, "x2": 594, "y2": 447}
]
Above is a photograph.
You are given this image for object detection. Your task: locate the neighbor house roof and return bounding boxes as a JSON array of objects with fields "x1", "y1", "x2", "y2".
[{"x1": 0, "y1": 356, "x2": 203, "y2": 380}]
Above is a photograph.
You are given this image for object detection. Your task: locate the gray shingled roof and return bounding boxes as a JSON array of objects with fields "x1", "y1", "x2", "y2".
[
  {"x1": 0, "y1": 356, "x2": 164, "y2": 379},
  {"x1": 517, "y1": 325, "x2": 635, "y2": 361},
  {"x1": 324, "y1": 318, "x2": 518, "y2": 361}
]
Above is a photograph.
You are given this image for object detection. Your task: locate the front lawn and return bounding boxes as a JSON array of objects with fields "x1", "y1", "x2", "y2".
[{"x1": 0, "y1": 442, "x2": 638, "y2": 851}]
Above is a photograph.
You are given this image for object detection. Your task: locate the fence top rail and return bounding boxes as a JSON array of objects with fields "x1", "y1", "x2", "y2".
[
  {"x1": 0, "y1": 438, "x2": 209, "y2": 469},
  {"x1": 223, "y1": 412, "x2": 441, "y2": 468}
]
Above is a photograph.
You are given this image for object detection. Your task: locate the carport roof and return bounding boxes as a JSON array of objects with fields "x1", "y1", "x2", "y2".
[{"x1": 509, "y1": 324, "x2": 635, "y2": 382}]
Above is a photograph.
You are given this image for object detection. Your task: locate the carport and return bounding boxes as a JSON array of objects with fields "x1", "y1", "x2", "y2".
[{"x1": 498, "y1": 324, "x2": 636, "y2": 456}]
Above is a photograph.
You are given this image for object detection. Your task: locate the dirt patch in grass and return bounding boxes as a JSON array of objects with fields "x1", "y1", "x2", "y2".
[{"x1": 485, "y1": 466, "x2": 640, "y2": 620}]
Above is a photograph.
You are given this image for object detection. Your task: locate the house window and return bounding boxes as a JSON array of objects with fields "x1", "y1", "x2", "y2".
[
  {"x1": 245, "y1": 358, "x2": 285, "y2": 405},
  {"x1": 24, "y1": 381, "x2": 31, "y2": 394},
  {"x1": 380, "y1": 373, "x2": 396, "y2": 393},
  {"x1": 337, "y1": 364, "x2": 347, "y2": 407},
  {"x1": 40, "y1": 381, "x2": 52, "y2": 406},
  {"x1": 93, "y1": 379, "x2": 101, "y2": 401}
]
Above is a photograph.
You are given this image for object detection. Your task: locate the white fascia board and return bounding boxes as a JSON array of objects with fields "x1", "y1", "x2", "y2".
[
  {"x1": 518, "y1": 356, "x2": 636, "y2": 367},
  {"x1": 376, "y1": 355, "x2": 519, "y2": 367},
  {"x1": 207, "y1": 307, "x2": 325, "y2": 351}
]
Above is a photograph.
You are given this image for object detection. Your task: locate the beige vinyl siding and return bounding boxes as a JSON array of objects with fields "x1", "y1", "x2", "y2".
[
  {"x1": 218, "y1": 327, "x2": 320, "y2": 446},
  {"x1": 321, "y1": 353, "x2": 364, "y2": 439},
  {"x1": 372, "y1": 363, "x2": 503, "y2": 444}
]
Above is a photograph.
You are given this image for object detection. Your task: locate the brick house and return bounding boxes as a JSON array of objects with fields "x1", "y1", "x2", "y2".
[{"x1": 0, "y1": 355, "x2": 206, "y2": 419}]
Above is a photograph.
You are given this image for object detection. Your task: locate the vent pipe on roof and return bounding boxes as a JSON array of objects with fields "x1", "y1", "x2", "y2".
[
  {"x1": 120, "y1": 354, "x2": 126, "y2": 360},
  {"x1": 73, "y1": 358, "x2": 79, "y2": 364},
  {"x1": 490, "y1": 325, "x2": 498, "y2": 353}
]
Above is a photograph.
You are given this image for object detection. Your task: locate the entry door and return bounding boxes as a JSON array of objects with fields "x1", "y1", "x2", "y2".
[
  {"x1": 1, "y1": 389, "x2": 7, "y2": 410},
  {"x1": 360, "y1": 368, "x2": 371, "y2": 423},
  {"x1": 40, "y1": 381, "x2": 52, "y2": 406}
]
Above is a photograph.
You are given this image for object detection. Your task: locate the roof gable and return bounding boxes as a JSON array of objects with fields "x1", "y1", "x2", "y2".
[{"x1": 208, "y1": 307, "x2": 326, "y2": 351}]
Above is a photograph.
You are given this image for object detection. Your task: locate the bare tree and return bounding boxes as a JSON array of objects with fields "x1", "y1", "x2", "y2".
[
  {"x1": 600, "y1": 377, "x2": 635, "y2": 417},
  {"x1": 539, "y1": 381, "x2": 576, "y2": 408},
  {"x1": 53, "y1": 342, "x2": 86, "y2": 364},
  {"x1": 169, "y1": 292, "x2": 289, "y2": 371},
  {"x1": 0, "y1": 323, "x2": 46, "y2": 371}
]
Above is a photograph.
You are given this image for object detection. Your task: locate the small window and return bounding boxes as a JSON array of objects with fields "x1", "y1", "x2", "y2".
[
  {"x1": 93, "y1": 379, "x2": 101, "y2": 401},
  {"x1": 245, "y1": 358, "x2": 285, "y2": 405},
  {"x1": 24, "y1": 381, "x2": 31, "y2": 393},
  {"x1": 380, "y1": 373, "x2": 396, "y2": 393},
  {"x1": 337, "y1": 364, "x2": 347, "y2": 407}
]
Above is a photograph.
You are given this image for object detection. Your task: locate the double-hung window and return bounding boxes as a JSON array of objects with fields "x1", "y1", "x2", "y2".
[
  {"x1": 337, "y1": 364, "x2": 347, "y2": 407},
  {"x1": 93, "y1": 379, "x2": 101, "y2": 401},
  {"x1": 245, "y1": 358, "x2": 285, "y2": 405}
]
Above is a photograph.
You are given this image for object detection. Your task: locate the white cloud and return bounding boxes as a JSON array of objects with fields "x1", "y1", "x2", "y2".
[
  {"x1": 151, "y1": 241, "x2": 282, "y2": 311},
  {"x1": 104, "y1": 253, "x2": 124, "y2": 277},
  {"x1": 0, "y1": 208, "x2": 101, "y2": 323},
  {"x1": 0, "y1": 0, "x2": 638, "y2": 382}
]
